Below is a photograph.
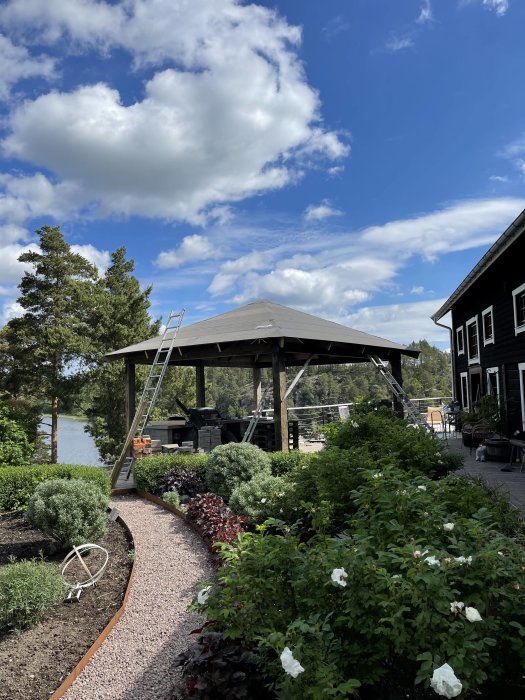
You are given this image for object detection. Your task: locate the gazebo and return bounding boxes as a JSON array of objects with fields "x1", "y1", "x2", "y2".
[{"x1": 106, "y1": 300, "x2": 419, "y2": 451}]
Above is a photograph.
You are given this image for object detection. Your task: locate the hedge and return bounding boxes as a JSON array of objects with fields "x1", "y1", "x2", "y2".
[
  {"x1": 0, "y1": 464, "x2": 110, "y2": 512},
  {"x1": 134, "y1": 453, "x2": 209, "y2": 493}
]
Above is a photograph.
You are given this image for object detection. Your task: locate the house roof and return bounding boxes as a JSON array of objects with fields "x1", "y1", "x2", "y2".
[
  {"x1": 432, "y1": 207, "x2": 525, "y2": 322},
  {"x1": 106, "y1": 299, "x2": 419, "y2": 366}
]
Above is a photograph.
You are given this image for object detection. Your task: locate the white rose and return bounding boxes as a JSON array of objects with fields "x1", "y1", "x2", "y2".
[
  {"x1": 430, "y1": 663, "x2": 463, "y2": 698},
  {"x1": 197, "y1": 585, "x2": 212, "y2": 605},
  {"x1": 331, "y1": 567, "x2": 348, "y2": 587},
  {"x1": 418, "y1": 485, "x2": 427, "y2": 492},
  {"x1": 450, "y1": 601, "x2": 464, "y2": 614},
  {"x1": 465, "y1": 606, "x2": 482, "y2": 622},
  {"x1": 443, "y1": 523, "x2": 455, "y2": 531},
  {"x1": 425, "y1": 555, "x2": 441, "y2": 567},
  {"x1": 280, "y1": 647, "x2": 305, "y2": 678}
]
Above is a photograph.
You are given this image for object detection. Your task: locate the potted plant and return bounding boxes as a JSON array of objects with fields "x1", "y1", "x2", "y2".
[{"x1": 461, "y1": 395, "x2": 507, "y2": 452}]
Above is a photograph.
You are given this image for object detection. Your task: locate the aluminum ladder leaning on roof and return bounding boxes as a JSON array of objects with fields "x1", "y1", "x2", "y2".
[
  {"x1": 110, "y1": 309, "x2": 185, "y2": 488},
  {"x1": 368, "y1": 354, "x2": 433, "y2": 432},
  {"x1": 242, "y1": 384, "x2": 272, "y2": 444}
]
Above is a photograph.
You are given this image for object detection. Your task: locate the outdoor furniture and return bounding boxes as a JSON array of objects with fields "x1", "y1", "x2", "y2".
[{"x1": 507, "y1": 439, "x2": 525, "y2": 473}]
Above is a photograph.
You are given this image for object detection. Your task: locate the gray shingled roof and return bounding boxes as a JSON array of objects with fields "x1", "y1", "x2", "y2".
[{"x1": 106, "y1": 300, "x2": 418, "y2": 361}]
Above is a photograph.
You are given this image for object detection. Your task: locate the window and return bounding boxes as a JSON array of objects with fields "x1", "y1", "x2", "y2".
[
  {"x1": 466, "y1": 316, "x2": 479, "y2": 364},
  {"x1": 512, "y1": 282, "x2": 525, "y2": 335},
  {"x1": 486, "y1": 367, "x2": 499, "y2": 398},
  {"x1": 482, "y1": 306, "x2": 494, "y2": 346},
  {"x1": 519, "y1": 363, "x2": 525, "y2": 432},
  {"x1": 460, "y1": 372, "x2": 469, "y2": 410},
  {"x1": 456, "y1": 327, "x2": 465, "y2": 355}
]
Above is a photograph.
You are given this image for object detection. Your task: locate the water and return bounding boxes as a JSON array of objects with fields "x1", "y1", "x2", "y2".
[{"x1": 42, "y1": 415, "x2": 102, "y2": 466}]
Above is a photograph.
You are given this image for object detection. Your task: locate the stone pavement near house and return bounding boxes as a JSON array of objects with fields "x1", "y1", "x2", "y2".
[{"x1": 446, "y1": 436, "x2": 525, "y2": 517}]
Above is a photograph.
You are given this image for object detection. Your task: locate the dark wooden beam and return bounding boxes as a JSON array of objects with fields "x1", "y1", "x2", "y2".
[
  {"x1": 272, "y1": 344, "x2": 288, "y2": 452},
  {"x1": 252, "y1": 367, "x2": 262, "y2": 411},
  {"x1": 196, "y1": 363, "x2": 206, "y2": 407}
]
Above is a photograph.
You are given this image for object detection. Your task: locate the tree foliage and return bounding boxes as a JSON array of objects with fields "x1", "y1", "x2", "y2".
[{"x1": 0, "y1": 399, "x2": 32, "y2": 467}]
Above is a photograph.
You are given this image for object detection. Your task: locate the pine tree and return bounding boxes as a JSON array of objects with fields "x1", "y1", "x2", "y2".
[
  {"x1": 85, "y1": 247, "x2": 159, "y2": 463},
  {"x1": 0, "y1": 226, "x2": 98, "y2": 463}
]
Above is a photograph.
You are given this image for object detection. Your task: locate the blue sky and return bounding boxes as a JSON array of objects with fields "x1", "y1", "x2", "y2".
[{"x1": 1, "y1": 0, "x2": 524, "y2": 349}]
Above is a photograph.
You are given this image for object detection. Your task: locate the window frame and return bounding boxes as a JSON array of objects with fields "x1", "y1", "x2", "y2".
[
  {"x1": 512, "y1": 282, "x2": 525, "y2": 335},
  {"x1": 481, "y1": 305, "x2": 494, "y2": 346},
  {"x1": 456, "y1": 326, "x2": 465, "y2": 356},
  {"x1": 519, "y1": 363, "x2": 525, "y2": 432},
  {"x1": 460, "y1": 371, "x2": 469, "y2": 411},
  {"x1": 465, "y1": 315, "x2": 480, "y2": 365},
  {"x1": 486, "y1": 366, "x2": 499, "y2": 398}
]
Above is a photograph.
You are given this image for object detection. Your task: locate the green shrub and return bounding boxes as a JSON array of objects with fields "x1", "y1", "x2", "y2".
[
  {"x1": 26, "y1": 478, "x2": 109, "y2": 548},
  {"x1": 268, "y1": 451, "x2": 312, "y2": 476},
  {"x1": 0, "y1": 403, "x2": 32, "y2": 467},
  {"x1": 229, "y1": 473, "x2": 291, "y2": 522},
  {"x1": 163, "y1": 490, "x2": 181, "y2": 509},
  {"x1": 0, "y1": 559, "x2": 64, "y2": 631},
  {"x1": 205, "y1": 443, "x2": 271, "y2": 500},
  {"x1": 134, "y1": 453, "x2": 208, "y2": 493},
  {"x1": 0, "y1": 464, "x2": 110, "y2": 512}
]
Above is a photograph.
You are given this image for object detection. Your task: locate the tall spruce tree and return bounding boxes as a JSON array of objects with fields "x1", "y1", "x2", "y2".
[
  {"x1": 85, "y1": 247, "x2": 159, "y2": 463},
  {"x1": 1, "y1": 226, "x2": 98, "y2": 463}
]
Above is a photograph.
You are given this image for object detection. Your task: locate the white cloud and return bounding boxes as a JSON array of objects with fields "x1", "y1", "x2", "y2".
[
  {"x1": 70, "y1": 244, "x2": 110, "y2": 273},
  {"x1": 0, "y1": 0, "x2": 348, "y2": 225},
  {"x1": 489, "y1": 175, "x2": 509, "y2": 183},
  {"x1": 417, "y1": 1, "x2": 433, "y2": 24},
  {"x1": 343, "y1": 299, "x2": 449, "y2": 345},
  {"x1": 156, "y1": 235, "x2": 220, "y2": 269},
  {"x1": 0, "y1": 223, "x2": 29, "y2": 245},
  {"x1": 385, "y1": 35, "x2": 414, "y2": 52},
  {"x1": 411, "y1": 286, "x2": 425, "y2": 295},
  {"x1": 0, "y1": 172, "x2": 83, "y2": 223},
  {"x1": 0, "y1": 300, "x2": 24, "y2": 326},
  {"x1": 304, "y1": 200, "x2": 343, "y2": 222},
  {"x1": 0, "y1": 33, "x2": 55, "y2": 99},
  {"x1": 208, "y1": 251, "x2": 271, "y2": 294},
  {"x1": 483, "y1": 0, "x2": 509, "y2": 16},
  {"x1": 0, "y1": 242, "x2": 37, "y2": 284}
]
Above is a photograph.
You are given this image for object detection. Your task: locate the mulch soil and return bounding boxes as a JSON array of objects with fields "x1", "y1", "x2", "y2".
[{"x1": 0, "y1": 511, "x2": 133, "y2": 700}]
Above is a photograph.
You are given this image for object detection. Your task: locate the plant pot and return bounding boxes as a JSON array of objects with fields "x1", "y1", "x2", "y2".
[{"x1": 484, "y1": 438, "x2": 511, "y2": 462}]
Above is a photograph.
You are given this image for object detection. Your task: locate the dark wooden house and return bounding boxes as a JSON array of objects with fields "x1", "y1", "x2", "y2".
[{"x1": 432, "y1": 208, "x2": 525, "y2": 435}]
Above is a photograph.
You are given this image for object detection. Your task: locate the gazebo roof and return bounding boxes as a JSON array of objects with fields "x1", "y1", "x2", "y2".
[{"x1": 107, "y1": 300, "x2": 419, "y2": 367}]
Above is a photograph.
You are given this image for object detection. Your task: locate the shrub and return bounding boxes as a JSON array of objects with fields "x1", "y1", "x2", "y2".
[
  {"x1": 163, "y1": 490, "x2": 181, "y2": 509},
  {"x1": 205, "y1": 443, "x2": 271, "y2": 500},
  {"x1": 0, "y1": 464, "x2": 110, "y2": 512},
  {"x1": 155, "y1": 468, "x2": 205, "y2": 499},
  {"x1": 0, "y1": 403, "x2": 32, "y2": 467},
  {"x1": 229, "y1": 473, "x2": 291, "y2": 523},
  {"x1": 0, "y1": 559, "x2": 63, "y2": 631},
  {"x1": 26, "y1": 478, "x2": 109, "y2": 548},
  {"x1": 134, "y1": 453, "x2": 208, "y2": 493},
  {"x1": 268, "y1": 451, "x2": 311, "y2": 477},
  {"x1": 187, "y1": 492, "x2": 248, "y2": 546}
]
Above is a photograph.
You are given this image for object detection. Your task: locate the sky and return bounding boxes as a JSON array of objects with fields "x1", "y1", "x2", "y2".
[{"x1": 1, "y1": 0, "x2": 524, "y2": 350}]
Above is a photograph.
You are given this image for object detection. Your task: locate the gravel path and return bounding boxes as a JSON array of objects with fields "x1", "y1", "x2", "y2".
[{"x1": 62, "y1": 495, "x2": 214, "y2": 700}]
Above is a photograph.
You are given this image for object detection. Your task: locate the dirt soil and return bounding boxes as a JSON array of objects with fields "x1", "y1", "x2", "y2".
[{"x1": 0, "y1": 511, "x2": 133, "y2": 700}]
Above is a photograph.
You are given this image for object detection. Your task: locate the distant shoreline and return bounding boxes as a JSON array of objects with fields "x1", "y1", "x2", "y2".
[{"x1": 42, "y1": 414, "x2": 88, "y2": 422}]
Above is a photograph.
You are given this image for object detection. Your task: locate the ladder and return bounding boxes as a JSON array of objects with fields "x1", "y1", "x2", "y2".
[
  {"x1": 242, "y1": 384, "x2": 272, "y2": 444},
  {"x1": 368, "y1": 355, "x2": 432, "y2": 431},
  {"x1": 110, "y1": 309, "x2": 185, "y2": 487}
]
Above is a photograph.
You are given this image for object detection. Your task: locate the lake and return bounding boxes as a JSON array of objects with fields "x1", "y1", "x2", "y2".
[{"x1": 42, "y1": 416, "x2": 102, "y2": 466}]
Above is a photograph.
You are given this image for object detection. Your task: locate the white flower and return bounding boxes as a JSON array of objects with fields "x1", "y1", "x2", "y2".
[
  {"x1": 331, "y1": 567, "x2": 348, "y2": 587},
  {"x1": 450, "y1": 601, "x2": 464, "y2": 614},
  {"x1": 260, "y1": 498, "x2": 267, "y2": 504},
  {"x1": 372, "y1": 471, "x2": 383, "y2": 479},
  {"x1": 278, "y1": 492, "x2": 285, "y2": 497},
  {"x1": 454, "y1": 555, "x2": 472, "y2": 565},
  {"x1": 425, "y1": 556, "x2": 441, "y2": 567},
  {"x1": 391, "y1": 574, "x2": 402, "y2": 579},
  {"x1": 197, "y1": 585, "x2": 212, "y2": 605},
  {"x1": 280, "y1": 647, "x2": 304, "y2": 678},
  {"x1": 465, "y1": 606, "x2": 483, "y2": 622},
  {"x1": 418, "y1": 485, "x2": 427, "y2": 492},
  {"x1": 430, "y1": 663, "x2": 462, "y2": 698},
  {"x1": 443, "y1": 523, "x2": 455, "y2": 531},
  {"x1": 350, "y1": 420, "x2": 359, "y2": 428}
]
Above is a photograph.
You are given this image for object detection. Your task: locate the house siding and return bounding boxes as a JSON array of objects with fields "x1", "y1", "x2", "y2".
[{"x1": 450, "y1": 230, "x2": 525, "y2": 434}]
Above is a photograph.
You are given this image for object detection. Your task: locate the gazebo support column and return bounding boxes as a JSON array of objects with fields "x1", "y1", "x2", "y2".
[
  {"x1": 252, "y1": 367, "x2": 262, "y2": 410},
  {"x1": 390, "y1": 353, "x2": 404, "y2": 418},
  {"x1": 272, "y1": 344, "x2": 288, "y2": 452},
  {"x1": 125, "y1": 359, "x2": 136, "y2": 431},
  {"x1": 196, "y1": 363, "x2": 206, "y2": 407}
]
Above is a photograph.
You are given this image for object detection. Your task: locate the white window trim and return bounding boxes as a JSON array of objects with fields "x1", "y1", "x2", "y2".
[
  {"x1": 465, "y1": 315, "x2": 480, "y2": 365},
  {"x1": 512, "y1": 282, "x2": 525, "y2": 335},
  {"x1": 460, "y1": 371, "x2": 469, "y2": 411},
  {"x1": 481, "y1": 306, "x2": 494, "y2": 346},
  {"x1": 519, "y1": 363, "x2": 525, "y2": 432},
  {"x1": 456, "y1": 327, "x2": 465, "y2": 356},
  {"x1": 486, "y1": 366, "x2": 499, "y2": 398}
]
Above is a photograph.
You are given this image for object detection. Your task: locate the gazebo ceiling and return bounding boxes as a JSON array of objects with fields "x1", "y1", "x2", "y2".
[{"x1": 106, "y1": 300, "x2": 420, "y2": 368}]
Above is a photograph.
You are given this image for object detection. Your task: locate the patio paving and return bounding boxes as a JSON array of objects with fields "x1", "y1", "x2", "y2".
[{"x1": 445, "y1": 435, "x2": 525, "y2": 517}]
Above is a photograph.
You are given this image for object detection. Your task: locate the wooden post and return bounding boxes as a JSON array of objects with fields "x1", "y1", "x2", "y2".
[
  {"x1": 253, "y1": 367, "x2": 262, "y2": 410},
  {"x1": 272, "y1": 343, "x2": 288, "y2": 452},
  {"x1": 390, "y1": 353, "x2": 404, "y2": 418},
  {"x1": 196, "y1": 363, "x2": 206, "y2": 407},
  {"x1": 125, "y1": 360, "x2": 136, "y2": 431}
]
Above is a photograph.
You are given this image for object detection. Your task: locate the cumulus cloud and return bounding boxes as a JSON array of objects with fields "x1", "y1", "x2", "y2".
[
  {"x1": 0, "y1": 242, "x2": 37, "y2": 285},
  {"x1": 156, "y1": 235, "x2": 220, "y2": 269},
  {"x1": 304, "y1": 200, "x2": 343, "y2": 222},
  {"x1": 0, "y1": 172, "x2": 83, "y2": 223},
  {"x1": 0, "y1": 0, "x2": 348, "y2": 225},
  {"x1": 0, "y1": 33, "x2": 55, "y2": 99},
  {"x1": 483, "y1": 0, "x2": 509, "y2": 16},
  {"x1": 70, "y1": 244, "x2": 110, "y2": 273},
  {"x1": 0, "y1": 300, "x2": 24, "y2": 326}
]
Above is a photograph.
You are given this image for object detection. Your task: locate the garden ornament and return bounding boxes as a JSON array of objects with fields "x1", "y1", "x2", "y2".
[{"x1": 61, "y1": 543, "x2": 109, "y2": 601}]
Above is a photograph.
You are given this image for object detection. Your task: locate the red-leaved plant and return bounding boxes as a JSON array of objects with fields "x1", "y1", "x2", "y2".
[{"x1": 187, "y1": 493, "x2": 247, "y2": 545}]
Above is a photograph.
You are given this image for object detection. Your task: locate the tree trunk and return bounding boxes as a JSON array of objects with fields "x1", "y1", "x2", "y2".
[{"x1": 51, "y1": 396, "x2": 59, "y2": 464}]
